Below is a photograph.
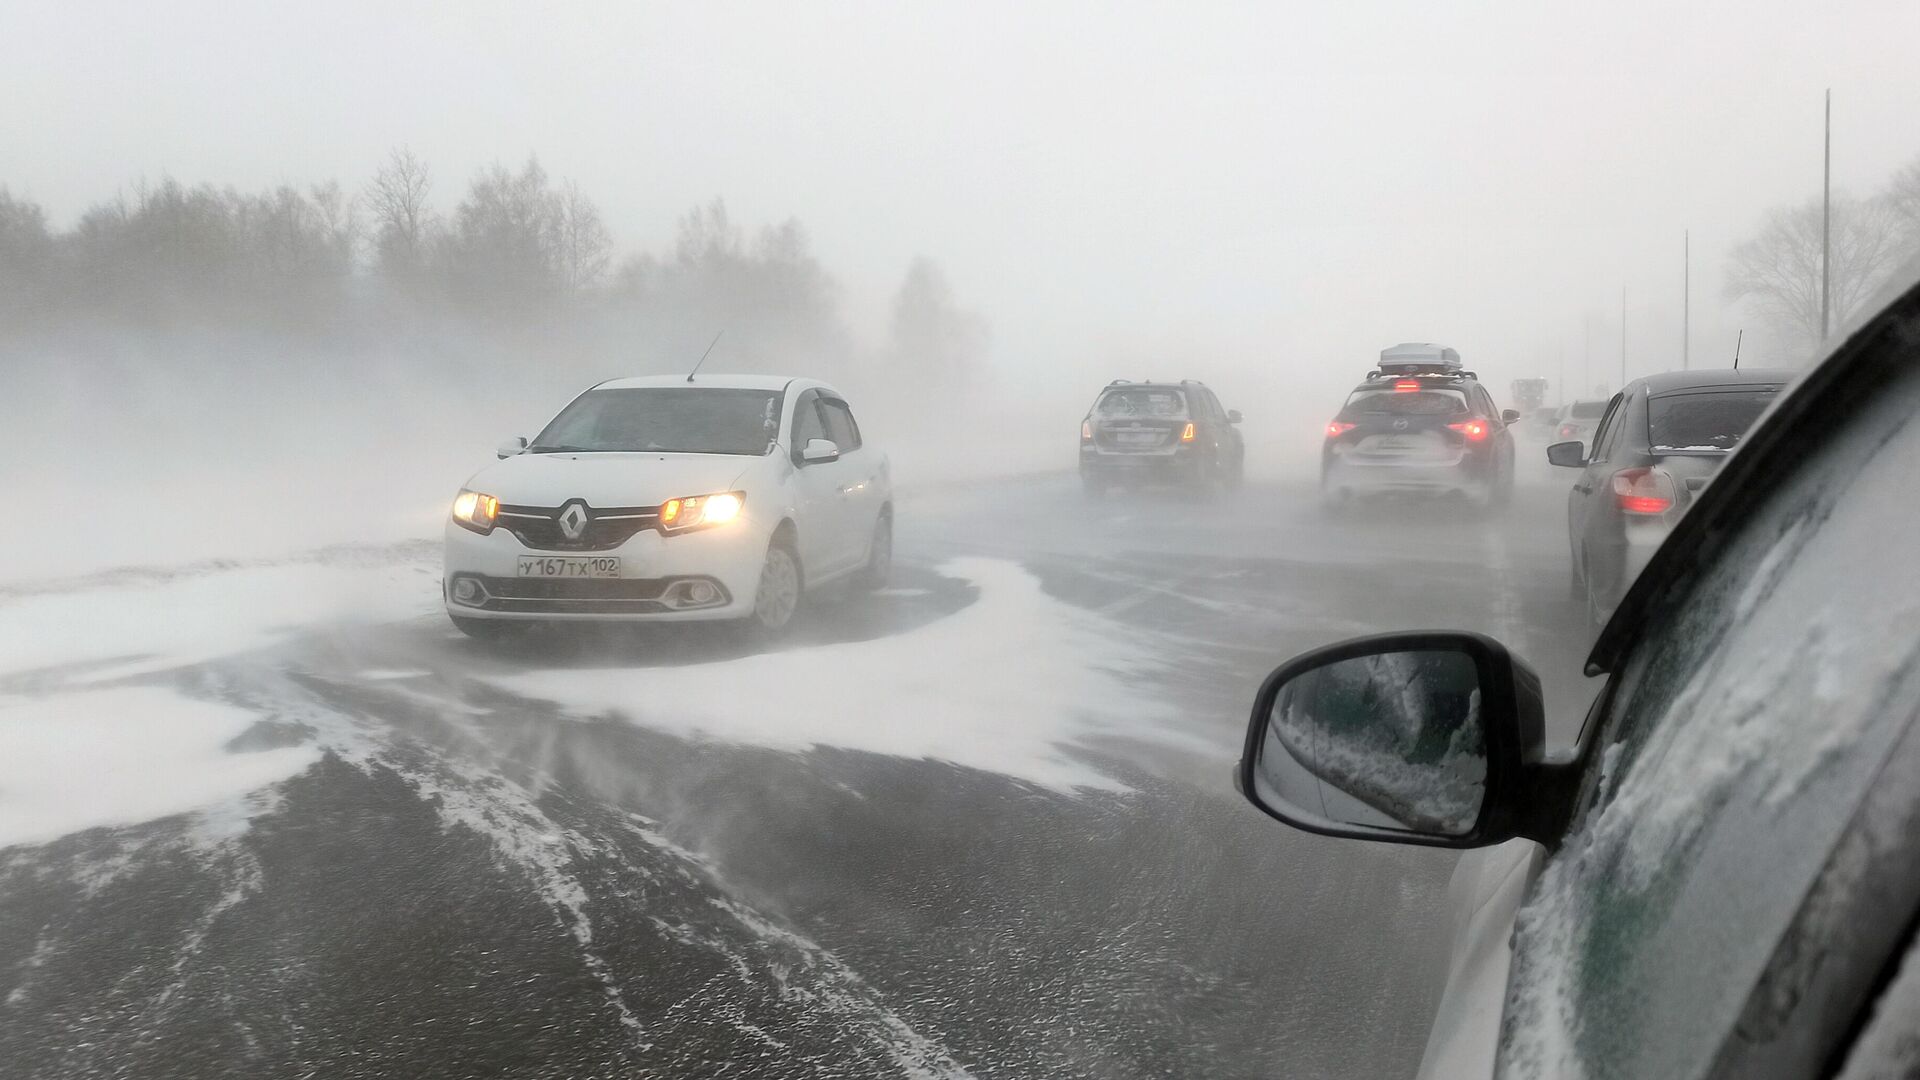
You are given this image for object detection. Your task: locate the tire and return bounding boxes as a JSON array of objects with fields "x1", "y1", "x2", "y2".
[
  {"x1": 745, "y1": 536, "x2": 803, "y2": 637},
  {"x1": 1490, "y1": 455, "x2": 1515, "y2": 509},
  {"x1": 450, "y1": 614, "x2": 530, "y2": 643},
  {"x1": 1226, "y1": 453, "x2": 1246, "y2": 491},
  {"x1": 855, "y1": 514, "x2": 892, "y2": 592}
]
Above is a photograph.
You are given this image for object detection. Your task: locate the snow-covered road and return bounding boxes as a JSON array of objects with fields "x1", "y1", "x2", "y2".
[{"x1": 0, "y1": 469, "x2": 1599, "y2": 1079}]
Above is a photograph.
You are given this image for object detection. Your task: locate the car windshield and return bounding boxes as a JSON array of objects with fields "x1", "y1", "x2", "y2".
[
  {"x1": 533, "y1": 388, "x2": 782, "y2": 455},
  {"x1": 1095, "y1": 388, "x2": 1187, "y2": 417},
  {"x1": 1647, "y1": 389, "x2": 1777, "y2": 450},
  {"x1": 1344, "y1": 388, "x2": 1468, "y2": 415},
  {"x1": 1569, "y1": 401, "x2": 1608, "y2": 419}
]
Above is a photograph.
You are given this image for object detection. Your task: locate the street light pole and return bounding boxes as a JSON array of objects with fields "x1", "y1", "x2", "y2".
[
  {"x1": 1683, "y1": 230, "x2": 1690, "y2": 370},
  {"x1": 1620, "y1": 286, "x2": 1627, "y2": 389},
  {"x1": 1821, "y1": 88, "x2": 1832, "y2": 342}
]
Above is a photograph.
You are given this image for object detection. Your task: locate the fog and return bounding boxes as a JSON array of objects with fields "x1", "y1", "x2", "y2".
[{"x1": 4, "y1": 5, "x2": 1920, "y2": 1078}]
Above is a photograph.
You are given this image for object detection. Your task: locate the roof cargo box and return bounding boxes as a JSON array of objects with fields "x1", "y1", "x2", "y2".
[{"x1": 1378, "y1": 342, "x2": 1462, "y2": 372}]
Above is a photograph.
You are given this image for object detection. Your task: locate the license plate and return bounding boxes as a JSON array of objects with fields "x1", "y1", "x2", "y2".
[
  {"x1": 1117, "y1": 431, "x2": 1161, "y2": 444},
  {"x1": 516, "y1": 556, "x2": 622, "y2": 578}
]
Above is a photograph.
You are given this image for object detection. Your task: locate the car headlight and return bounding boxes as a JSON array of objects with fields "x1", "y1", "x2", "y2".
[
  {"x1": 659, "y1": 491, "x2": 744, "y2": 534},
  {"x1": 451, "y1": 489, "x2": 500, "y2": 534}
]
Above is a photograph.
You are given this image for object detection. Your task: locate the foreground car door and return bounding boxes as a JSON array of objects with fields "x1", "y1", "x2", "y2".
[{"x1": 1497, "y1": 312, "x2": 1920, "y2": 1078}]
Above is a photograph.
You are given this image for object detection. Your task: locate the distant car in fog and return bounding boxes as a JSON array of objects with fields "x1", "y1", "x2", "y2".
[
  {"x1": 1079, "y1": 379, "x2": 1244, "y2": 497},
  {"x1": 443, "y1": 375, "x2": 892, "y2": 641},
  {"x1": 1549, "y1": 399, "x2": 1609, "y2": 449},
  {"x1": 1320, "y1": 367, "x2": 1518, "y2": 510},
  {"x1": 1549, "y1": 369, "x2": 1791, "y2": 625}
]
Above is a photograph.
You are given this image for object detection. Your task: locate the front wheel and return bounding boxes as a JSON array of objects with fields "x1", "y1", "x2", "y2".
[
  {"x1": 746, "y1": 539, "x2": 803, "y2": 637},
  {"x1": 855, "y1": 514, "x2": 892, "y2": 592}
]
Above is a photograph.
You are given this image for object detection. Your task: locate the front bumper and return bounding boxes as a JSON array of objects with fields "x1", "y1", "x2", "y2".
[{"x1": 442, "y1": 516, "x2": 768, "y2": 621}]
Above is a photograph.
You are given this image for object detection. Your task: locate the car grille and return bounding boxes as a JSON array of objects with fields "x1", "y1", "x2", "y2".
[
  {"x1": 458, "y1": 574, "x2": 730, "y2": 615},
  {"x1": 497, "y1": 502, "x2": 659, "y2": 551}
]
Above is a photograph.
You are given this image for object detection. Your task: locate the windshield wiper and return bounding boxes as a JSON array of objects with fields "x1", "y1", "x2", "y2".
[{"x1": 527, "y1": 443, "x2": 600, "y2": 454}]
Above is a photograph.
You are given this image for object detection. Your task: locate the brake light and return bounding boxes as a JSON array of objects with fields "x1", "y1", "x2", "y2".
[
  {"x1": 1326, "y1": 421, "x2": 1356, "y2": 438},
  {"x1": 1447, "y1": 420, "x2": 1489, "y2": 442},
  {"x1": 1180, "y1": 422, "x2": 1196, "y2": 442},
  {"x1": 1081, "y1": 420, "x2": 1093, "y2": 441},
  {"x1": 1393, "y1": 380, "x2": 1421, "y2": 392},
  {"x1": 1559, "y1": 423, "x2": 1578, "y2": 439},
  {"x1": 1612, "y1": 467, "x2": 1676, "y2": 515}
]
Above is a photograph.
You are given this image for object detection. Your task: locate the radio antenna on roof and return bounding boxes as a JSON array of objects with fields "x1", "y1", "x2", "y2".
[
  {"x1": 687, "y1": 330, "x2": 725, "y2": 382},
  {"x1": 1732, "y1": 329, "x2": 1743, "y2": 370}
]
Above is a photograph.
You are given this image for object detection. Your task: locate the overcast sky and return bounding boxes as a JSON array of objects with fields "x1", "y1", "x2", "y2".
[{"x1": 7, "y1": 0, "x2": 1919, "y2": 393}]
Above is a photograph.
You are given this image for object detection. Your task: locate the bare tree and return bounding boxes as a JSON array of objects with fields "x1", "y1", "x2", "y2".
[
  {"x1": 1724, "y1": 194, "x2": 1905, "y2": 355},
  {"x1": 1886, "y1": 155, "x2": 1920, "y2": 244},
  {"x1": 364, "y1": 148, "x2": 436, "y2": 283},
  {"x1": 551, "y1": 179, "x2": 611, "y2": 293},
  {"x1": 0, "y1": 188, "x2": 54, "y2": 315},
  {"x1": 441, "y1": 157, "x2": 561, "y2": 308},
  {"x1": 887, "y1": 257, "x2": 988, "y2": 384}
]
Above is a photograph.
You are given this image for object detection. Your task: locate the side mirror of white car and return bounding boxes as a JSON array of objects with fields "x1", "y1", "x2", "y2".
[
  {"x1": 801, "y1": 438, "x2": 840, "y2": 464},
  {"x1": 496, "y1": 436, "x2": 528, "y2": 459}
]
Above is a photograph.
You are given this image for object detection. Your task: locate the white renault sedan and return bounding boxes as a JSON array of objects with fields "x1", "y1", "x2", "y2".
[{"x1": 443, "y1": 374, "x2": 891, "y2": 640}]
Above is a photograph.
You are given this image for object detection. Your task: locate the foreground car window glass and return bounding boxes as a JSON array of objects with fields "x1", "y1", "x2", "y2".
[
  {"x1": 535, "y1": 388, "x2": 782, "y2": 455},
  {"x1": 1646, "y1": 390, "x2": 1777, "y2": 450},
  {"x1": 1499, "y1": 352, "x2": 1920, "y2": 1078},
  {"x1": 1256, "y1": 650, "x2": 1486, "y2": 835}
]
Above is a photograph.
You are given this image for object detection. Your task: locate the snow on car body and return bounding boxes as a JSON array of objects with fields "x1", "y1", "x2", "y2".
[{"x1": 442, "y1": 374, "x2": 891, "y2": 637}]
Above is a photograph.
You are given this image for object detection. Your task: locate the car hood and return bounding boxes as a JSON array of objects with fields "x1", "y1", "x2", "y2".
[{"x1": 464, "y1": 451, "x2": 769, "y2": 507}]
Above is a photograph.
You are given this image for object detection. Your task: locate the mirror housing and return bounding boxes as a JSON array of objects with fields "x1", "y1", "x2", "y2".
[
  {"x1": 1237, "y1": 631, "x2": 1579, "y2": 849},
  {"x1": 497, "y1": 436, "x2": 528, "y2": 459},
  {"x1": 1226, "y1": 409, "x2": 1243, "y2": 424},
  {"x1": 1546, "y1": 440, "x2": 1586, "y2": 467},
  {"x1": 801, "y1": 438, "x2": 841, "y2": 464},
  {"x1": 1502, "y1": 409, "x2": 1521, "y2": 424}
]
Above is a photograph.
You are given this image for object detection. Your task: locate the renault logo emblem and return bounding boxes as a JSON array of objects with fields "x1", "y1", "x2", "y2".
[
  {"x1": 557, "y1": 502, "x2": 588, "y2": 540},
  {"x1": 1393, "y1": 418, "x2": 1409, "y2": 431}
]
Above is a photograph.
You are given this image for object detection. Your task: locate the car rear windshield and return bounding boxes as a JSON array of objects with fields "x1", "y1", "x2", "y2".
[
  {"x1": 1095, "y1": 387, "x2": 1188, "y2": 418},
  {"x1": 1569, "y1": 400, "x2": 1608, "y2": 418},
  {"x1": 1343, "y1": 388, "x2": 1468, "y2": 415},
  {"x1": 533, "y1": 387, "x2": 783, "y2": 455},
  {"x1": 1648, "y1": 389, "x2": 1778, "y2": 450}
]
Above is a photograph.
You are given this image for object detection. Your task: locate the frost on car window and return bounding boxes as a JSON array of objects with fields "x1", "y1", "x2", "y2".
[
  {"x1": 1834, "y1": 929, "x2": 1920, "y2": 1080},
  {"x1": 1648, "y1": 390, "x2": 1777, "y2": 452},
  {"x1": 1497, "y1": 377, "x2": 1920, "y2": 1079},
  {"x1": 1262, "y1": 650, "x2": 1486, "y2": 835}
]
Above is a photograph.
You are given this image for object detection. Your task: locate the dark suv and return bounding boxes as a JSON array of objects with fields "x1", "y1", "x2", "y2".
[
  {"x1": 1320, "y1": 369, "x2": 1517, "y2": 509},
  {"x1": 1079, "y1": 380, "x2": 1244, "y2": 496}
]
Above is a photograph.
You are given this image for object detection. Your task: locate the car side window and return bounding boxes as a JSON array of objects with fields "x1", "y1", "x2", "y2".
[
  {"x1": 1586, "y1": 392, "x2": 1625, "y2": 461},
  {"x1": 1497, "y1": 346, "x2": 1920, "y2": 1078},
  {"x1": 819, "y1": 397, "x2": 861, "y2": 451},
  {"x1": 791, "y1": 390, "x2": 827, "y2": 457}
]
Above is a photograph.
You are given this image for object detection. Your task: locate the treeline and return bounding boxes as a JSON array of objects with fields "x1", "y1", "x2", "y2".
[
  {"x1": 1725, "y1": 154, "x2": 1920, "y2": 357},
  {"x1": 0, "y1": 150, "x2": 986, "y2": 386}
]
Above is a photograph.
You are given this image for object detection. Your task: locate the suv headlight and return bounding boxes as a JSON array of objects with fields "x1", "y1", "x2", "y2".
[
  {"x1": 451, "y1": 490, "x2": 500, "y2": 534},
  {"x1": 659, "y1": 492, "x2": 744, "y2": 534}
]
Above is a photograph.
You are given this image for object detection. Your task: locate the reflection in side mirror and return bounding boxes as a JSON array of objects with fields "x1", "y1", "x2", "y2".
[
  {"x1": 1227, "y1": 409, "x2": 1243, "y2": 424},
  {"x1": 1238, "y1": 632, "x2": 1556, "y2": 848},
  {"x1": 497, "y1": 436, "x2": 529, "y2": 459},
  {"x1": 801, "y1": 438, "x2": 841, "y2": 464},
  {"x1": 1502, "y1": 409, "x2": 1521, "y2": 424},
  {"x1": 1546, "y1": 440, "x2": 1586, "y2": 468}
]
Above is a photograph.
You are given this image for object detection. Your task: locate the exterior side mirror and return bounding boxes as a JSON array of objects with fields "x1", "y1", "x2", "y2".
[
  {"x1": 1546, "y1": 440, "x2": 1586, "y2": 467},
  {"x1": 801, "y1": 438, "x2": 841, "y2": 464},
  {"x1": 1502, "y1": 409, "x2": 1521, "y2": 424},
  {"x1": 497, "y1": 436, "x2": 528, "y2": 459},
  {"x1": 1226, "y1": 409, "x2": 1243, "y2": 424},
  {"x1": 1237, "y1": 632, "x2": 1577, "y2": 849}
]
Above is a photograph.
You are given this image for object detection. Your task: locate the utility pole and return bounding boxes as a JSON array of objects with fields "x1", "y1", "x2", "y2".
[
  {"x1": 1683, "y1": 230, "x2": 1691, "y2": 370},
  {"x1": 1620, "y1": 286, "x2": 1627, "y2": 389},
  {"x1": 1583, "y1": 315, "x2": 1592, "y2": 396},
  {"x1": 1821, "y1": 88, "x2": 1832, "y2": 341}
]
